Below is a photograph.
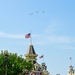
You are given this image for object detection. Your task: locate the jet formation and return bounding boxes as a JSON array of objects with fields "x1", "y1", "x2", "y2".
[{"x1": 30, "y1": 11, "x2": 45, "y2": 15}]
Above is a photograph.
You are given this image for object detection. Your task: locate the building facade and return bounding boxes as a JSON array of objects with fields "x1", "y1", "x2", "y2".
[{"x1": 25, "y1": 44, "x2": 50, "y2": 75}]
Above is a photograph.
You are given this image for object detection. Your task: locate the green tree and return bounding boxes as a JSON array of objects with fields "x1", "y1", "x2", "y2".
[{"x1": 0, "y1": 50, "x2": 33, "y2": 75}]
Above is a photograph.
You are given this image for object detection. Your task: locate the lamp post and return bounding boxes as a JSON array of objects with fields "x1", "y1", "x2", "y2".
[{"x1": 4, "y1": 50, "x2": 9, "y2": 75}]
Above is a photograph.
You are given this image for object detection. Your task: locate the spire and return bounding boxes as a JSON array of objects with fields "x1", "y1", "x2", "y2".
[
  {"x1": 26, "y1": 44, "x2": 36, "y2": 55},
  {"x1": 25, "y1": 44, "x2": 38, "y2": 64}
]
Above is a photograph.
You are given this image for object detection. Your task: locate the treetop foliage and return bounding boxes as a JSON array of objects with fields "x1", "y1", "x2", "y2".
[{"x1": 0, "y1": 50, "x2": 33, "y2": 75}]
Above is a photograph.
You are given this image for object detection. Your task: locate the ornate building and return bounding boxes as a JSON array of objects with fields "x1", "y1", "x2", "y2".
[
  {"x1": 25, "y1": 44, "x2": 50, "y2": 75},
  {"x1": 68, "y1": 65, "x2": 75, "y2": 75},
  {"x1": 68, "y1": 57, "x2": 75, "y2": 75}
]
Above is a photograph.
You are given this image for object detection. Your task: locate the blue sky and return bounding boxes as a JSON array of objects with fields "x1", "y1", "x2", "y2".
[{"x1": 0, "y1": 0, "x2": 75, "y2": 75}]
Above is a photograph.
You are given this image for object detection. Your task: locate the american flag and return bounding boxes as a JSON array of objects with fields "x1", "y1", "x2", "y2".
[
  {"x1": 39, "y1": 55, "x2": 43, "y2": 59},
  {"x1": 25, "y1": 33, "x2": 31, "y2": 38}
]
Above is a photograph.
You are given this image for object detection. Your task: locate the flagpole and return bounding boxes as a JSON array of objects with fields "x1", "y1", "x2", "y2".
[
  {"x1": 30, "y1": 31, "x2": 32, "y2": 45},
  {"x1": 30, "y1": 35, "x2": 32, "y2": 45},
  {"x1": 43, "y1": 54, "x2": 44, "y2": 63},
  {"x1": 70, "y1": 57, "x2": 72, "y2": 66}
]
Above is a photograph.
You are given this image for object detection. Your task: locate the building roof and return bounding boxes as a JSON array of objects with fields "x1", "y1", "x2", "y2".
[{"x1": 26, "y1": 44, "x2": 36, "y2": 54}]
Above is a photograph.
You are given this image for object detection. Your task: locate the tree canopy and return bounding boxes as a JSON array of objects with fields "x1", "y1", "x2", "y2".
[{"x1": 0, "y1": 50, "x2": 33, "y2": 75}]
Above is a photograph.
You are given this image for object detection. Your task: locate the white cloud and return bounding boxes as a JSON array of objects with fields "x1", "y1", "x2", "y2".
[
  {"x1": 57, "y1": 45, "x2": 75, "y2": 50},
  {"x1": 0, "y1": 31, "x2": 24, "y2": 39},
  {"x1": 47, "y1": 36, "x2": 71, "y2": 43},
  {"x1": 0, "y1": 31, "x2": 75, "y2": 45},
  {"x1": 33, "y1": 34, "x2": 75, "y2": 46},
  {"x1": 43, "y1": 20, "x2": 75, "y2": 44}
]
